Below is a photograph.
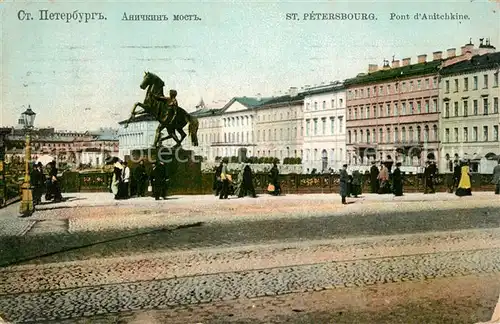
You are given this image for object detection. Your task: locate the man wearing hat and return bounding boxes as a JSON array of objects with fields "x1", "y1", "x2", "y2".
[
  {"x1": 392, "y1": 162, "x2": 404, "y2": 196},
  {"x1": 369, "y1": 161, "x2": 379, "y2": 193},
  {"x1": 339, "y1": 164, "x2": 349, "y2": 204},
  {"x1": 30, "y1": 162, "x2": 45, "y2": 205}
]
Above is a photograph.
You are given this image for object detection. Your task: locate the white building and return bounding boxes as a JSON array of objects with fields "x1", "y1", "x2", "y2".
[
  {"x1": 117, "y1": 115, "x2": 159, "y2": 159},
  {"x1": 255, "y1": 88, "x2": 304, "y2": 161},
  {"x1": 439, "y1": 45, "x2": 500, "y2": 173},
  {"x1": 302, "y1": 82, "x2": 347, "y2": 173}
]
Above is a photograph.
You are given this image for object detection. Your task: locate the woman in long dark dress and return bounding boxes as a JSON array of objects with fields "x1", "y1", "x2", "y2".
[
  {"x1": 238, "y1": 165, "x2": 257, "y2": 198},
  {"x1": 392, "y1": 162, "x2": 404, "y2": 196}
]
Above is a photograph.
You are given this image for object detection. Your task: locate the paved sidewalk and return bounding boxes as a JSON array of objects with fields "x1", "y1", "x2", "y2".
[{"x1": 0, "y1": 192, "x2": 498, "y2": 237}]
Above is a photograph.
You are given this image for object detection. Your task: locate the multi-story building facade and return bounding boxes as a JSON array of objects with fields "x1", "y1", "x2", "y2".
[
  {"x1": 345, "y1": 50, "x2": 451, "y2": 172},
  {"x1": 439, "y1": 44, "x2": 499, "y2": 173},
  {"x1": 254, "y1": 89, "x2": 304, "y2": 161},
  {"x1": 117, "y1": 115, "x2": 158, "y2": 159},
  {"x1": 302, "y1": 82, "x2": 346, "y2": 173}
]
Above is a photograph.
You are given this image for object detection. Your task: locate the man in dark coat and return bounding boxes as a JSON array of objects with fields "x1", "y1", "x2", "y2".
[
  {"x1": 453, "y1": 160, "x2": 461, "y2": 192},
  {"x1": 213, "y1": 162, "x2": 223, "y2": 196},
  {"x1": 339, "y1": 164, "x2": 348, "y2": 204},
  {"x1": 133, "y1": 160, "x2": 148, "y2": 197},
  {"x1": 351, "y1": 169, "x2": 363, "y2": 198},
  {"x1": 492, "y1": 159, "x2": 500, "y2": 195},
  {"x1": 30, "y1": 162, "x2": 44, "y2": 205},
  {"x1": 370, "y1": 162, "x2": 379, "y2": 193},
  {"x1": 48, "y1": 161, "x2": 63, "y2": 202},
  {"x1": 392, "y1": 162, "x2": 404, "y2": 196},
  {"x1": 151, "y1": 161, "x2": 169, "y2": 200},
  {"x1": 269, "y1": 162, "x2": 281, "y2": 196}
]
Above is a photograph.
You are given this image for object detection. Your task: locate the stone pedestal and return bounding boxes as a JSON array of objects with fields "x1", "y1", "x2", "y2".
[{"x1": 130, "y1": 146, "x2": 202, "y2": 195}]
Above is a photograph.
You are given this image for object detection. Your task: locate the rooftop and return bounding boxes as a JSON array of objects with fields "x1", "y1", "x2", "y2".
[
  {"x1": 440, "y1": 52, "x2": 500, "y2": 76},
  {"x1": 344, "y1": 60, "x2": 443, "y2": 86}
]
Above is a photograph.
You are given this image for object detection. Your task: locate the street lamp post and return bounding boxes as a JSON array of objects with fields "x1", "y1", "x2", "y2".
[{"x1": 19, "y1": 105, "x2": 36, "y2": 217}]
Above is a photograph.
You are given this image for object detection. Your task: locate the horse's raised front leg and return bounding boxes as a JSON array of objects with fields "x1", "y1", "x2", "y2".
[
  {"x1": 177, "y1": 128, "x2": 187, "y2": 145},
  {"x1": 124, "y1": 102, "x2": 142, "y2": 128}
]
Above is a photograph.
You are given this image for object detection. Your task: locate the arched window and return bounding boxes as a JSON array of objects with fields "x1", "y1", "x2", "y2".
[
  {"x1": 417, "y1": 126, "x2": 422, "y2": 142},
  {"x1": 360, "y1": 130, "x2": 364, "y2": 143},
  {"x1": 386, "y1": 127, "x2": 391, "y2": 143},
  {"x1": 394, "y1": 127, "x2": 399, "y2": 142},
  {"x1": 366, "y1": 130, "x2": 370, "y2": 143},
  {"x1": 433, "y1": 125, "x2": 438, "y2": 141},
  {"x1": 402, "y1": 127, "x2": 406, "y2": 142},
  {"x1": 379, "y1": 128, "x2": 383, "y2": 143},
  {"x1": 348, "y1": 130, "x2": 352, "y2": 144},
  {"x1": 424, "y1": 125, "x2": 430, "y2": 142},
  {"x1": 354, "y1": 130, "x2": 358, "y2": 142},
  {"x1": 409, "y1": 127, "x2": 414, "y2": 142}
]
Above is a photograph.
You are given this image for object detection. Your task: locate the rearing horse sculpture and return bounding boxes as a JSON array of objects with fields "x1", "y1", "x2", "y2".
[{"x1": 124, "y1": 72, "x2": 199, "y2": 148}]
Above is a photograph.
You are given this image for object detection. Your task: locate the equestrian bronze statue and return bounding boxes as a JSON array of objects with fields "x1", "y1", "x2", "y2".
[{"x1": 124, "y1": 72, "x2": 199, "y2": 148}]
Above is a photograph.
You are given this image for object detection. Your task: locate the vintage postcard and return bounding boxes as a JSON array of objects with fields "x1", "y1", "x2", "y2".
[{"x1": 0, "y1": 0, "x2": 500, "y2": 323}]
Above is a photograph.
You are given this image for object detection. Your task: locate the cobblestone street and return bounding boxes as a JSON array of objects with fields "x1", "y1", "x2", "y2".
[{"x1": 0, "y1": 192, "x2": 499, "y2": 323}]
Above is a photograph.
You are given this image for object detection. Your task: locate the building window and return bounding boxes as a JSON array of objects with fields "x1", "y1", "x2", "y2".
[
  {"x1": 386, "y1": 127, "x2": 391, "y2": 143},
  {"x1": 417, "y1": 126, "x2": 422, "y2": 142},
  {"x1": 445, "y1": 128, "x2": 450, "y2": 143},
  {"x1": 494, "y1": 125, "x2": 499, "y2": 141},
  {"x1": 425, "y1": 79, "x2": 430, "y2": 89},
  {"x1": 322, "y1": 101, "x2": 326, "y2": 110},
  {"x1": 322, "y1": 118, "x2": 326, "y2": 135},
  {"x1": 314, "y1": 102, "x2": 318, "y2": 110},
  {"x1": 360, "y1": 130, "x2": 364, "y2": 143},
  {"x1": 306, "y1": 119, "x2": 310, "y2": 136},
  {"x1": 409, "y1": 127, "x2": 414, "y2": 141},
  {"x1": 365, "y1": 106, "x2": 370, "y2": 118},
  {"x1": 454, "y1": 128, "x2": 459, "y2": 142},
  {"x1": 387, "y1": 84, "x2": 391, "y2": 94},
  {"x1": 402, "y1": 102, "x2": 406, "y2": 115},
  {"x1": 424, "y1": 126, "x2": 429, "y2": 142},
  {"x1": 366, "y1": 130, "x2": 370, "y2": 143},
  {"x1": 484, "y1": 98, "x2": 489, "y2": 115},
  {"x1": 445, "y1": 102, "x2": 450, "y2": 118},
  {"x1": 445, "y1": 80, "x2": 450, "y2": 93},
  {"x1": 425, "y1": 100, "x2": 429, "y2": 113},
  {"x1": 306, "y1": 103, "x2": 310, "y2": 111},
  {"x1": 379, "y1": 128, "x2": 383, "y2": 143},
  {"x1": 463, "y1": 127, "x2": 468, "y2": 142},
  {"x1": 409, "y1": 81, "x2": 414, "y2": 92},
  {"x1": 314, "y1": 119, "x2": 318, "y2": 135},
  {"x1": 354, "y1": 108, "x2": 358, "y2": 119},
  {"x1": 348, "y1": 109, "x2": 352, "y2": 120},
  {"x1": 402, "y1": 127, "x2": 406, "y2": 142},
  {"x1": 473, "y1": 76, "x2": 478, "y2": 90},
  {"x1": 338, "y1": 117, "x2": 343, "y2": 132},
  {"x1": 484, "y1": 74, "x2": 489, "y2": 88},
  {"x1": 331, "y1": 99, "x2": 336, "y2": 108},
  {"x1": 394, "y1": 127, "x2": 399, "y2": 142},
  {"x1": 379, "y1": 105, "x2": 384, "y2": 117},
  {"x1": 417, "y1": 101, "x2": 421, "y2": 113},
  {"x1": 463, "y1": 100, "x2": 468, "y2": 117},
  {"x1": 473, "y1": 127, "x2": 478, "y2": 142},
  {"x1": 417, "y1": 80, "x2": 421, "y2": 90},
  {"x1": 330, "y1": 117, "x2": 335, "y2": 134},
  {"x1": 386, "y1": 104, "x2": 391, "y2": 116},
  {"x1": 379, "y1": 86, "x2": 383, "y2": 95},
  {"x1": 339, "y1": 99, "x2": 343, "y2": 107},
  {"x1": 494, "y1": 72, "x2": 499, "y2": 88},
  {"x1": 484, "y1": 126, "x2": 489, "y2": 141},
  {"x1": 454, "y1": 101, "x2": 459, "y2": 117},
  {"x1": 494, "y1": 97, "x2": 499, "y2": 114},
  {"x1": 409, "y1": 102, "x2": 414, "y2": 114},
  {"x1": 394, "y1": 103, "x2": 399, "y2": 116},
  {"x1": 473, "y1": 100, "x2": 478, "y2": 115},
  {"x1": 464, "y1": 77, "x2": 469, "y2": 91},
  {"x1": 354, "y1": 130, "x2": 358, "y2": 142},
  {"x1": 432, "y1": 99, "x2": 437, "y2": 113},
  {"x1": 373, "y1": 106, "x2": 377, "y2": 117},
  {"x1": 348, "y1": 131, "x2": 352, "y2": 144},
  {"x1": 454, "y1": 79, "x2": 459, "y2": 92}
]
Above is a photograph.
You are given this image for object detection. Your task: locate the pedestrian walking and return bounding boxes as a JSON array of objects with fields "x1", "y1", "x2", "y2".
[
  {"x1": 492, "y1": 159, "x2": 500, "y2": 195},
  {"x1": 269, "y1": 162, "x2": 281, "y2": 196},
  {"x1": 121, "y1": 161, "x2": 130, "y2": 199},
  {"x1": 238, "y1": 164, "x2": 257, "y2": 198},
  {"x1": 234, "y1": 163, "x2": 245, "y2": 197},
  {"x1": 378, "y1": 163, "x2": 390, "y2": 194},
  {"x1": 370, "y1": 161, "x2": 379, "y2": 193},
  {"x1": 392, "y1": 162, "x2": 404, "y2": 196},
  {"x1": 219, "y1": 159, "x2": 229, "y2": 199},
  {"x1": 133, "y1": 160, "x2": 148, "y2": 197},
  {"x1": 424, "y1": 161, "x2": 437, "y2": 194},
  {"x1": 213, "y1": 162, "x2": 223, "y2": 196},
  {"x1": 452, "y1": 160, "x2": 461, "y2": 192},
  {"x1": 111, "y1": 162, "x2": 122, "y2": 200},
  {"x1": 151, "y1": 160, "x2": 169, "y2": 200},
  {"x1": 339, "y1": 164, "x2": 349, "y2": 204},
  {"x1": 455, "y1": 160, "x2": 472, "y2": 197},
  {"x1": 351, "y1": 169, "x2": 363, "y2": 198},
  {"x1": 47, "y1": 161, "x2": 63, "y2": 202},
  {"x1": 30, "y1": 162, "x2": 44, "y2": 205}
]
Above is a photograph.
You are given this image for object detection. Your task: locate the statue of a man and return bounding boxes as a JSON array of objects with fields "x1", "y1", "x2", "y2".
[{"x1": 155, "y1": 89, "x2": 178, "y2": 123}]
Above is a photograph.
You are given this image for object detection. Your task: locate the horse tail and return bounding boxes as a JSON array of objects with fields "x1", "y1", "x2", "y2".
[{"x1": 188, "y1": 115, "x2": 199, "y2": 146}]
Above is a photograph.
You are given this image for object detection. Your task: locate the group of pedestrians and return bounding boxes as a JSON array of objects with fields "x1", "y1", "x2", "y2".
[
  {"x1": 29, "y1": 160, "x2": 63, "y2": 205},
  {"x1": 213, "y1": 160, "x2": 258, "y2": 199},
  {"x1": 111, "y1": 159, "x2": 170, "y2": 201}
]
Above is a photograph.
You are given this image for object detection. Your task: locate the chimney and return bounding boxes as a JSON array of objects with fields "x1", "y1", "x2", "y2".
[
  {"x1": 460, "y1": 46, "x2": 467, "y2": 55},
  {"x1": 288, "y1": 87, "x2": 298, "y2": 97},
  {"x1": 368, "y1": 64, "x2": 378, "y2": 73},
  {"x1": 446, "y1": 48, "x2": 456, "y2": 58},
  {"x1": 433, "y1": 51, "x2": 443, "y2": 61},
  {"x1": 417, "y1": 54, "x2": 427, "y2": 63},
  {"x1": 464, "y1": 42, "x2": 474, "y2": 54},
  {"x1": 391, "y1": 60, "x2": 400, "y2": 68},
  {"x1": 401, "y1": 57, "x2": 411, "y2": 66}
]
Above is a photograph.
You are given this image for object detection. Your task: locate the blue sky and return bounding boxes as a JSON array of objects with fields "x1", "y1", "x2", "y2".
[{"x1": 1, "y1": 0, "x2": 499, "y2": 131}]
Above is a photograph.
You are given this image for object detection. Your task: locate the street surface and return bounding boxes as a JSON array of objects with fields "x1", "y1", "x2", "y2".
[{"x1": 0, "y1": 192, "x2": 499, "y2": 323}]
